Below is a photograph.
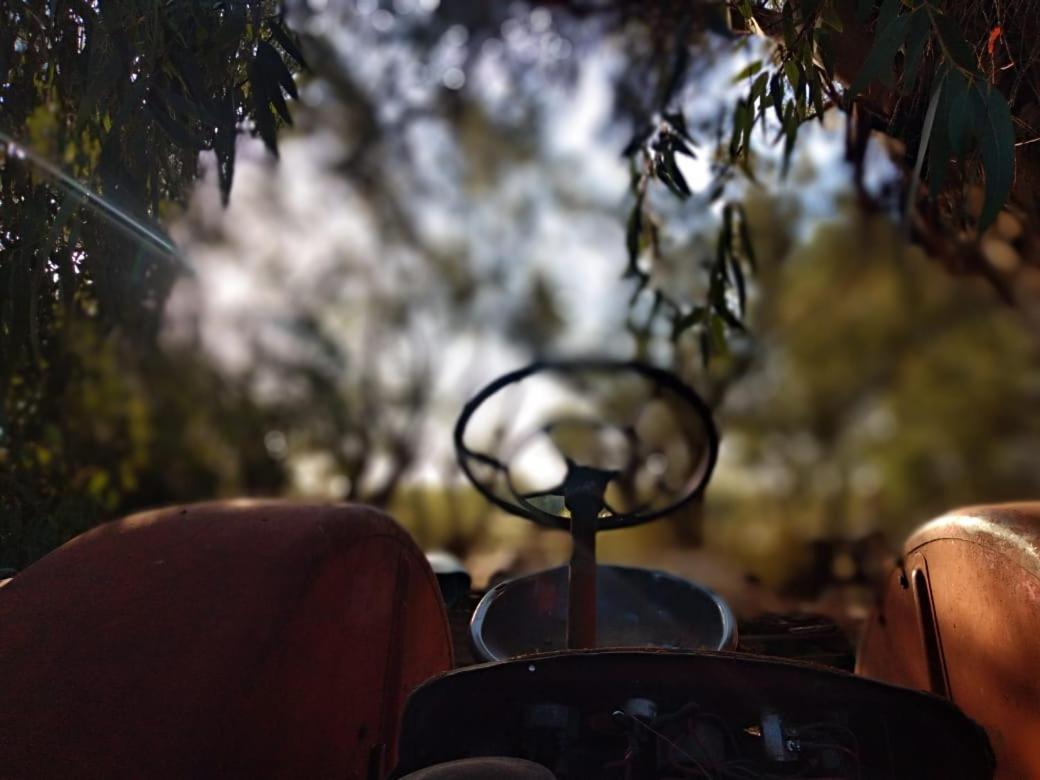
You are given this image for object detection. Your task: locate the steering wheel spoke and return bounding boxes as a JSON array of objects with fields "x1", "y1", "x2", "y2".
[{"x1": 454, "y1": 359, "x2": 718, "y2": 532}]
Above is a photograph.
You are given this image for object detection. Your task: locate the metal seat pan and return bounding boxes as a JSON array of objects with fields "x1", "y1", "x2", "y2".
[{"x1": 470, "y1": 564, "x2": 736, "y2": 662}]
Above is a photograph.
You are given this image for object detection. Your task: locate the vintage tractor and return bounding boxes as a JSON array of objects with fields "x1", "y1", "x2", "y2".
[{"x1": 0, "y1": 359, "x2": 1034, "y2": 778}]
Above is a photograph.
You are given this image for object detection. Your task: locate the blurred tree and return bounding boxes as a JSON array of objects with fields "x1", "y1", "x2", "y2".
[
  {"x1": 537, "y1": 0, "x2": 1040, "y2": 356},
  {"x1": 1, "y1": 0, "x2": 304, "y2": 565},
  {"x1": 709, "y1": 206, "x2": 1040, "y2": 589},
  {"x1": 4, "y1": 0, "x2": 1040, "y2": 576}
]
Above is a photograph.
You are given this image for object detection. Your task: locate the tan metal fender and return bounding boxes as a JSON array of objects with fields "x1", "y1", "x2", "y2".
[{"x1": 858, "y1": 503, "x2": 1040, "y2": 779}]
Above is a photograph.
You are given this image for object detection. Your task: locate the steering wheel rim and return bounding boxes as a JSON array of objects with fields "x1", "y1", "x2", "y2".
[{"x1": 453, "y1": 358, "x2": 719, "y2": 531}]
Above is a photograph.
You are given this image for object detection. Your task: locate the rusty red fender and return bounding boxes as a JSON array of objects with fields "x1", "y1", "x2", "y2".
[
  {"x1": 0, "y1": 500, "x2": 453, "y2": 779},
  {"x1": 858, "y1": 502, "x2": 1040, "y2": 779}
]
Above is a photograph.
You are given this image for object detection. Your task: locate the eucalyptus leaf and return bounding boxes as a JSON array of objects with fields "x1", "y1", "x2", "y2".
[
  {"x1": 781, "y1": 101, "x2": 799, "y2": 177},
  {"x1": 929, "y1": 9, "x2": 976, "y2": 73},
  {"x1": 732, "y1": 60, "x2": 763, "y2": 83},
  {"x1": 876, "y1": 0, "x2": 901, "y2": 37},
  {"x1": 946, "y1": 70, "x2": 971, "y2": 156},
  {"x1": 730, "y1": 253, "x2": 746, "y2": 314},
  {"x1": 268, "y1": 18, "x2": 310, "y2": 71},
  {"x1": 848, "y1": 10, "x2": 911, "y2": 100},
  {"x1": 750, "y1": 72, "x2": 769, "y2": 104},
  {"x1": 770, "y1": 71, "x2": 784, "y2": 124},
  {"x1": 783, "y1": 60, "x2": 800, "y2": 90},
  {"x1": 730, "y1": 99, "x2": 749, "y2": 159},
  {"x1": 625, "y1": 200, "x2": 643, "y2": 273},
  {"x1": 257, "y1": 41, "x2": 299, "y2": 101},
  {"x1": 809, "y1": 69, "x2": 825, "y2": 121},
  {"x1": 973, "y1": 85, "x2": 1015, "y2": 232},
  {"x1": 822, "y1": 3, "x2": 844, "y2": 31},
  {"x1": 709, "y1": 313, "x2": 730, "y2": 358},
  {"x1": 665, "y1": 111, "x2": 692, "y2": 142},
  {"x1": 816, "y1": 26, "x2": 837, "y2": 77},
  {"x1": 901, "y1": 9, "x2": 930, "y2": 92},
  {"x1": 249, "y1": 57, "x2": 279, "y2": 157},
  {"x1": 736, "y1": 205, "x2": 757, "y2": 270},
  {"x1": 927, "y1": 80, "x2": 952, "y2": 196},
  {"x1": 267, "y1": 78, "x2": 294, "y2": 126},
  {"x1": 148, "y1": 99, "x2": 208, "y2": 151},
  {"x1": 782, "y1": 2, "x2": 796, "y2": 51}
]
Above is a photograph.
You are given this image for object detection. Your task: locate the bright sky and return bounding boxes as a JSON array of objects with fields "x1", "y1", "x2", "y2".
[{"x1": 166, "y1": 3, "x2": 897, "y2": 497}]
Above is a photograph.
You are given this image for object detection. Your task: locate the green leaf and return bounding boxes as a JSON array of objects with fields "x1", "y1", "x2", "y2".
[
  {"x1": 741, "y1": 102, "x2": 754, "y2": 154},
  {"x1": 783, "y1": 60, "x2": 800, "y2": 90},
  {"x1": 625, "y1": 200, "x2": 643, "y2": 274},
  {"x1": 148, "y1": 99, "x2": 208, "y2": 151},
  {"x1": 730, "y1": 99, "x2": 751, "y2": 159},
  {"x1": 669, "y1": 132, "x2": 696, "y2": 158},
  {"x1": 664, "y1": 111, "x2": 692, "y2": 142},
  {"x1": 809, "y1": 68, "x2": 825, "y2": 120},
  {"x1": 822, "y1": 3, "x2": 844, "y2": 31},
  {"x1": 750, "y1": 72, "x2": 769, "y2": 104},
  {"x1": 248, "y1": 58, "x2": 278, "y2": 158},
  {"x1": 708, "y1": 313, "x2": 730, "y2": 358},
  {"x1": 257, "y1": 41, "x2": 299, "y2": 100},
  {"x1": 929, "y1": 9, "x2": 976, "y2": 73},
  {"x1": 876, "y1": 0, "x2": 900, "y2": 36},
  {"x1": 816, "y1": 26, "x2": 837, "y2": 77},
  {"x1": 847, "y1": 11, "x2": 912, "y2": 100},
  {"x1": 782, "y1": 101, "x2": 799, "y2": 176},
  {"x1": 267, "y1": 18, "x2": 310, "y2": 71},
  {"x1": 782, "y1": 2, "x2": 797, "y2": 51},
  {"x1": 906, "y1": 73, "x2": 945, "y2": 225},
  {"x1": 732, "y1": 60, "x2": 763, "y2": 82},
  {"x1": 153, "y1": 87, "x2": 220, "y2": 129},
  {"x1": 901, "y1": 9, "x2": 930, "y2": 92},
  {"x1": 794, "y1": 63, "x2": 808, "y2": 119},
  {"x1": 973, "y1": 85, "x2": 1015, "y2": 232},
  {"x1": 654, "y1": 152, "x2": 691, "y2": 199},
  {"x1": 800, "y1": 0, "x2": 822, "y2": 24},
  {"x1": 214, "y1": 91, "x2": 239, "y2": 205},
  {"x1": 730, "y1": 252, "x2": 747, "y2": 314},
  {"x1": 770, "y1": 71, "x2": 785, "y2": 124},
  {"x1": 946, "y1": 70, "x2": 971, "y2": 155},
  {"x1": 927, "y1": 80, "x2": 952, "y2": 196},
  {"x1": 736, "y1": 204, "x2": 757, "y2": 270}
]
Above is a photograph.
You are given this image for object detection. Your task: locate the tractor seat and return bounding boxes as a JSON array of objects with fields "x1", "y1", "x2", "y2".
[{"x1": 469, "y1": 564, "x2": 736, "y2": 662}]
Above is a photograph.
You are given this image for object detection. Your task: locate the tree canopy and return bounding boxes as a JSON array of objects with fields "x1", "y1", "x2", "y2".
[{"x1": 2, "y1": 0, "x2": 1038, "y2": 581}]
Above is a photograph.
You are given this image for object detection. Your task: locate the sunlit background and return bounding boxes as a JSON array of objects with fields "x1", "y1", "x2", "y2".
[{"x1": 3, "y1": 0, "x2": 1039, "y2": 625}]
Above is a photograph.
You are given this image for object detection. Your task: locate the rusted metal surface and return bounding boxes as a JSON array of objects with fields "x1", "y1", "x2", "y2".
[
  {"x1": 858, "y1": 502, "x2": 1040, "y2": 779},
  {"x1": 737, "y1": 612, "x2": 855, "y2": 670},
  {"x1": 454, "y1": 361, "x2": 724, "y2": 658},
  {"x1": 468, "y1": 565, "x2": 735, "y2": 662},
  {"x1": 398, "y1": 757, "x2": 556, "y2": 779},
  {"x1": 393, "y1": 649, "x2": 994, "y2": 778},
  {"x1": 0, "y1": 500, "x2": 453, "y2": 779},
  {"x1": 567, "y1": 508, "x2": 599, "y2": 649}
]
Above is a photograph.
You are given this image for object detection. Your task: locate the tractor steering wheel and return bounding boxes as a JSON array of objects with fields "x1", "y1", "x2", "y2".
[{"x1": 453, "y1": 359, "x2": 719, "y2": 532}]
